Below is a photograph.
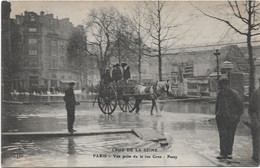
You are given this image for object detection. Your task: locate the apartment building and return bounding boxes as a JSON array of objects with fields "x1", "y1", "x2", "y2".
[{"x1": 13, "y1": 11, "x2": 84, "y2": 90}]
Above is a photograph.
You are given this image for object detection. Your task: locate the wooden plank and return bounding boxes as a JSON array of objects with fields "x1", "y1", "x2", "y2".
[
  {"x1": 132, "y1": 128, "x2": 167, "y2": 142},
  {"x1": 2, "y1": 129, "x2": 133, "y2": 138}
]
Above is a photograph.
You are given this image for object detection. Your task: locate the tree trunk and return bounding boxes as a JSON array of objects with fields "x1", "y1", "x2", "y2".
[
  {"x1": 138, "y1": 32, "x2": 142, "y2": 83},
  {"x1": 79, "y1": 69, "x2": 82, "y2": 89},
  {"x1": 247, "y1": 1, "x2": 255, "y2": 98},
  {"x1": 157, "y1": 1, "x2": 162, "y2": 81},
  {"x1": 138, "y1": 49, "x2": 141, "y2": 83},
  {"x1": 158, "y1": 50, "x2": 162, "y2": 81},
  {"x1": 118, "y1": 38, "x2": 121, "y2": 63}
]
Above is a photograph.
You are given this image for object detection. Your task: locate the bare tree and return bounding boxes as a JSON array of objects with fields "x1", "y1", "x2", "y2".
[
  {"x1": 111, "y1": 14, "x2": 134, "y2": 63},
  {"x1": 130, "y1": 2, "x2": 151, "y2": 82},
  {"x1": 67, "y1": 26, "x2": 87, "y2": 87},
  {"x1": 85, "y1": 8, "x2": 116, "y2": 79},
  {"x1": 146, "y1": 1, "x2": 180, "y2": 81},
  {"x1": 193, "y1": 1, "x2": 260, "y2": 97}
]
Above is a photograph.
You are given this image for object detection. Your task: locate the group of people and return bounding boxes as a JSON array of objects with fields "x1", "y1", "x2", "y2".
[
  {"x1": 215, "y1": 78, "x2": 260, "y2": 163},
  {"x1": 102, "y1": 63, "x2": 131, "y2": 84}
]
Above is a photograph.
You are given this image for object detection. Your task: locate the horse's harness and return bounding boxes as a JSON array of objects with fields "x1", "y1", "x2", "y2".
[{"x1": 152, "y1": 82, "x2": 167, "y2": 97}]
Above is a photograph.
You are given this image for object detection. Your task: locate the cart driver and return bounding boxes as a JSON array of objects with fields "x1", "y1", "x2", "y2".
[{"x1": 102, "y1": 68, "x2": 112, "y2": 85}]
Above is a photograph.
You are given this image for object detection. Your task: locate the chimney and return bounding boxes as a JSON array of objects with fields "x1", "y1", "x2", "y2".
[{"x1": 40, "y1": 11, "x2": 45, "y2": 16}]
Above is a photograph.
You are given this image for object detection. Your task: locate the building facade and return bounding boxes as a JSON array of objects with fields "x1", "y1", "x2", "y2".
[{"x1": 13, "y1": 11, "x2": 84, "y2": 90}]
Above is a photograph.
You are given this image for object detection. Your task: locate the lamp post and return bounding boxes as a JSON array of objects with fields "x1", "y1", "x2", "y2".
[{"x1": 214, "y1": 49, "x2": 220, "y2": 81}]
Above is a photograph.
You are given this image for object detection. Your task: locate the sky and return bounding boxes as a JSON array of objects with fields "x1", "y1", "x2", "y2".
[{"x1": 9, "y1": 1, "x2": 257, "y2": 49}]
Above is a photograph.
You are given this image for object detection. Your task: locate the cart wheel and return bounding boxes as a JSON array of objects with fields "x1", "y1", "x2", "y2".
[
  {"x1": 98, "y1": 85, "x2": 117, "y2": 115},
  {"x1": 118, "y1": 95, "x2": 136, "y2": 113}
]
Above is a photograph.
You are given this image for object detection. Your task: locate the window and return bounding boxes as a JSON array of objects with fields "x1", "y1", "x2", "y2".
[
  {"x1": 52, "y1": 73, "x2": 56, "y2": 78},
  {"x1": 29, "y1": 28, "x2": 37, "y2": 32},
  {"x1": 51, "y1": 60, "x2": 58, "y2": 68},
  {"x1": 50, "y1": 20, "x2": 54, "y2": 26},
  {"x1": 24, "y1": 58, "x2": 29, "y2": 65},
  {"x1": 29, "y1": 57, "x2": 38, "y2": 66},
  {"x1": 49, "y1": 29, "x2": 55, "y2": 34},
  {"x1": 29, "y1": 38, "x2": 37, "y2": 44},
  {"x1": 29, "y1": 49, "x2": 37, "y2": 55},
  {"x1": 51, "y1": 40, "x2": 57, "y2": 46},
  {"x1": 59, "y1": 41, "x2": 64, "y2": 47},
  {"x1": 50, "y1": 49, "x2": 57, "y2": 56},
  {"x1": 60, "y1": 60, "x2": 66, "y2": 67},
  {"x1": 30, "y1": 16, "x2": 36, "y2": 21}
]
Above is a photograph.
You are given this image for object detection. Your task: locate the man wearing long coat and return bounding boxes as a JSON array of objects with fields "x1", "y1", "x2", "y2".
[
  {"x1": 64, "y1": 82, "x2": 79, "y2": 133},
  {"x1": 248, "y1": 83, "x2": 260, "y2": 162},
  {"x1": 215, "y1": 78, "x2": 243, "y2": 159}
]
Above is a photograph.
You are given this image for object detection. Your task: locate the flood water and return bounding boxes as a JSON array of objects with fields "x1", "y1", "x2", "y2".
[{"x1": 2, "y1": 96, "x2": 254, "y2": 167}]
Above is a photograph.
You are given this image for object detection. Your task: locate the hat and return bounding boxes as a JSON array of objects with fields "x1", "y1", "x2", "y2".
[
  {"x1": 218, "y1": 78, "x2": 229, "y2": 85},
  {"x1": 69, "y1": 82, "x2": 75, "y2": 86},
  {"x1": 121, "y1": 63, "x2": 127, "y2": 67}
]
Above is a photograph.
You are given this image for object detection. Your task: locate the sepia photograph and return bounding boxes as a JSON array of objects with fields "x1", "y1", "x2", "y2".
[{"x1": 1, "y1": 0, "x2": 260, "y2": 167}]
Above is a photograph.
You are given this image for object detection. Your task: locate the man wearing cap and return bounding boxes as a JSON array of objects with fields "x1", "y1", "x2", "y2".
[
  {"x1": 248, "y1": 79, "x2": 260, "y2": 162},
  {"x1": 215, "y1": 78, "x2": 243, "y2": 159},
  {"x1": 101, "y1": 68, "x2": 112, "y2": 85},
  {"x1": 63, "y1": 82, "x2": 79, "y2": 133}
]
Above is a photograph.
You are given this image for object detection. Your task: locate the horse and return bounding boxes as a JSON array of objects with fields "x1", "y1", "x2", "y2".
[{"x1": 133, "y1": 80, "x2": 171, "y2": 115}]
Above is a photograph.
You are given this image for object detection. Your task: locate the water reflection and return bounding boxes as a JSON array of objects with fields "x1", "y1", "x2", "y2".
[
  {"x1": 163, "y1": 101, "x2": 215, "y2": 115},
  {"x1": 98, "y1": 114, "x2": 116, "y2": 125},
  {"x1": 97, "y1": 112, "x2": 144, "y2": 129},
  {"x1": 68, "y1": 137, "x2": 76, "y2": 155},
  {"x1": 152, "y1": 116, "x2": 165, "y2": 134},
  {"x1": 67, "y1": 137, "x2": 76, "y2": 167}
]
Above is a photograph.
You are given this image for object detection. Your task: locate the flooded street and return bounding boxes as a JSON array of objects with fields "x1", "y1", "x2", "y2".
[{"x1": 2, "y1": 96, "x2": 257, "y2": 167}]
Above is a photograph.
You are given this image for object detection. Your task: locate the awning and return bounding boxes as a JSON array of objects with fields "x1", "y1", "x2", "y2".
[{"x1": 59, "y1": 80, "x2": 78, "y2": 83}]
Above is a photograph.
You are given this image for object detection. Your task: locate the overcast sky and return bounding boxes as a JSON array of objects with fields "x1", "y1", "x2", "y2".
[{"x1": 9, "y1": 1, "x2": 256, "y2": 48}]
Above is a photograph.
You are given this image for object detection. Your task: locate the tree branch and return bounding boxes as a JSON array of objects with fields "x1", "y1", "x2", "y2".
[
  {"x1": 192, "y1": 3, "x2": 248, "y2": 36},
  {"x1": 228, "y1": 1, "x2": 248, "y2": 24}
]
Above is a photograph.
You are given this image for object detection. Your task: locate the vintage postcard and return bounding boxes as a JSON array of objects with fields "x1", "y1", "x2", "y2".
[{"x1": 2, "y1": 0, "x2": 260, "y2": 167}]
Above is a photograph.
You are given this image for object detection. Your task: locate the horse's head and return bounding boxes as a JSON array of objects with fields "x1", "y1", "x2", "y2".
[
  {"x1": 165, "y1": 80, "x2": 172, "y2": 96},
  {"x1": 155, "y1": 80, "x2": 172, "y2": 96}
]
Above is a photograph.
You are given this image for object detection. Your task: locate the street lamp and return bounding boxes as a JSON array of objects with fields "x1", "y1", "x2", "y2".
[{"x1": 214, "y1": 49, "x2": 220, "y2": 81}]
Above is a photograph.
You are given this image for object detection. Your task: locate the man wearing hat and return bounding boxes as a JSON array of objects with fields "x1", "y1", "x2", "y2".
[
  {"x1": 63, "y1": 82, "x2": 79, "y2": 133},
  {"x1": 111, "y1": 65, "x2": 116, "y2": 82},
  {"x1": 215, "y1": 78, "x2": 243, "y2": 159},
  {"x1": 115, "y1": 63, "x2": 122, "y2": 82},
  {"x1": 248, "y1": 78, "x2": 260, "y2": 162},
  {"x1": 121, "y1": 63, "x2": 131, "y2": 81}
]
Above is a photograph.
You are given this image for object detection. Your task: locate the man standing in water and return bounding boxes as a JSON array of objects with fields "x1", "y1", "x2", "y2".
[
  {"x1": 215, "y1": 78, "x2": 243, "y2": 159},
  {"x1": 64, "y1": 82, "x2": 79, "y2": 133},
  {"x1": 248, "y1": 79, "x2": 260, "y2": 162}
]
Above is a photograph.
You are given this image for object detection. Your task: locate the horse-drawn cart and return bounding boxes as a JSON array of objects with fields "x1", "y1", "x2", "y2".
[
  {"x1": 95, "y1": 79, "x2": 170, "y2": 115},
  {"x1": 97, "y1": 80, "x2": 138, "y2": 115}
]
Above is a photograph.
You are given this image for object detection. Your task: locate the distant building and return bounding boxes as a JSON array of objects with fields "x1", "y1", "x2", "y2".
[
  {"x1": 12, "y1": 11, "x2": 85, "y2": 90},
  {"x1": 141, "y1": 43, "x2": 260, "y2": 81},
  {"x1": 141, "y1": 43, "x2": 260, "y2": 97}
]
